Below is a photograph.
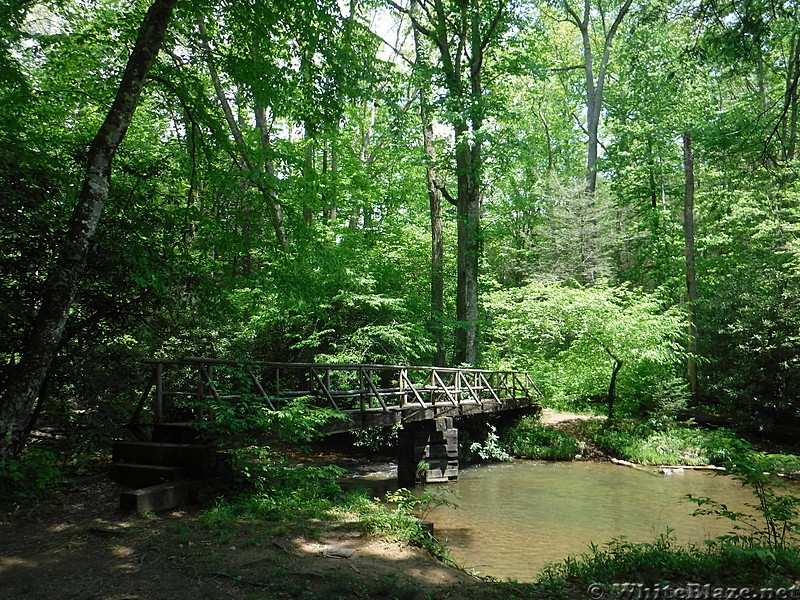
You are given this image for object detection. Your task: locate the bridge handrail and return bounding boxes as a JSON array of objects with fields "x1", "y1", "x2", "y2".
[
  {"x1": 142, "y1": 356, "x2": 530, "y2": 376},
  {"x1": 128, "y1": 357, "x2": 541, "y2": 434}
]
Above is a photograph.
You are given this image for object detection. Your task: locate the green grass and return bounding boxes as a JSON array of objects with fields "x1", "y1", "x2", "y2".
[
  {"x1": 538, "y1": 533, "x2": 800, "y2": 590},
  {"x1": 578, "y1": 419, "x2": 735, "y2": 466},
  {"x1": 504, "y1": 416, "x2": 583, "y2": 461}
]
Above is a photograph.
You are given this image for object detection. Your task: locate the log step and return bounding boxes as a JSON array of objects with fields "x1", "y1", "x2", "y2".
[
  {"x1": 113, "y1": 441, "x2": 215, "y2": 469},
  {"x1": 120, "y1": 477, "x2": 227, "y2": 513},
  {"x1": 110, "y1": 463, "x2": 186, "y2": 488}
]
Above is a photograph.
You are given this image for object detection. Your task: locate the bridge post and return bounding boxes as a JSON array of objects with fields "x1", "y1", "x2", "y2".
[{"x1": 397, "y1": 417, "x2": 458, "y2": 487}]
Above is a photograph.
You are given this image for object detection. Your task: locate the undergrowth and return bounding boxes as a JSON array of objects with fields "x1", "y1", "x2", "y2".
[
  {"x1": 539, "y1": 532, "x2": 800, "y2": 590},
  {"x1": 578, "y1": 419, "x2": 735, "y2": 466},
  {"x1": 504, "y1": 416, "x2": 583, "y2": 461}
]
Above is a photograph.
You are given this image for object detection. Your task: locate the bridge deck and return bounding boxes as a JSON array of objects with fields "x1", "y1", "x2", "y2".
[{"x1": 127, "y1": 357, "x2": 542, "y2": 437}]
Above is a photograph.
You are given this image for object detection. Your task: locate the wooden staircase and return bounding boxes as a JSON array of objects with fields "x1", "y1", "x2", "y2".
[{"x1": 110, "y1": 423, "x2": 231, "y2": 513}]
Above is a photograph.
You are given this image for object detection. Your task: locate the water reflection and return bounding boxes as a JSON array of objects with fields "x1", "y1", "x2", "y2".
[{"x1": 426, "y1": 461, "x2": 753, "y2": 581}]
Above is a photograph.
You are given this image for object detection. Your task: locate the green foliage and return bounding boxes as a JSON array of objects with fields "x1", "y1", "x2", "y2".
[
  {"x1": 0, "y1": 447, "x2": 62, "y2": 506},
  {"x1": 355, "y1": 488, "x2": 456, "y2": 559},
  {"x1": 467, "y1": 424, "x2": 513, "y2": 462},
  {"x1": 688, "y1": 441, "x2": 800, "y2": 549},
  {"x1": 203, "y1": 462, "x2": 352, "y2": 526},
  {"x1": 504, "y1": 416, "x2": 582, "y2": 461},
  {"x1": 352, "y1": 424, "x2": 400, "y2": 451},
  {"x1": 539, "y1": 531, "x2": 800, "y2": 589},
  {"x1": 485, "y1": 282, "x2": 689, "y2": 416},
  {"x1": 581, "y1": 419, "x2": 735, "y2": 466}
]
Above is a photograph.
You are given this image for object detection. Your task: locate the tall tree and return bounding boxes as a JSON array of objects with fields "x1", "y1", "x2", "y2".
[
  {"x1": 551, "y1": 0, "x2": 634, "y2": 194},
  {"x1": 410, "y1": 0, "x2": 447, "y2": 366},
  {"x1": 0, "y1": 0, "x2": 178, "y2": 462},
  {"x1": 389, "y1": 0, "x2": 508, "y2": 365},
  {"x1": 683, "y1": 130, "x2": 698, "y2": 401}
]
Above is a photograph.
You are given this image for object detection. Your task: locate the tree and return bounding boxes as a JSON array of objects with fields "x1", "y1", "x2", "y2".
[
  {"x1": 411, "y1": 3, "x2": 447, "y2": 366},
  {"x1": 548, "y1": 0, "x2": 635, "y2": 194},
  {"x1": 683, "y1": 130, "x2": 698, "y2": 401},
  {"x1": 388, "y1": 0, "x2": 509, "y2": 365},
  {"x1": 486, "y1": 282, "x2": 688, "y2": 417},
  {"x1": 0, "y1": 0, "x2": 178, "y2": 463}
]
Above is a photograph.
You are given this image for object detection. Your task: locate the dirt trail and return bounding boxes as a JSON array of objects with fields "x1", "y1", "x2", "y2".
[
  {"x1": 539, "y1": 409, "x2": 605, "y2": 426},
  {"x1": 0, "y1": 478, "x2": 477, "y2": 600}
]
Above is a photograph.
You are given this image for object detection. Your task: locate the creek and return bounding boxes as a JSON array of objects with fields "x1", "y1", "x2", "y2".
[{"x1": 345, "y1": 459, "x2": 756, "y2": 582}]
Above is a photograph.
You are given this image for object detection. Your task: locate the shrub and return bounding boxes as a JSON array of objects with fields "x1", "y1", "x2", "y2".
[
  {"x1": 504, "y1": 416, "x2": 582, "y2": 461},
  {"x1": 688, "y1": 439, "x2": 800, "y2": 549},
  {"x1": 539, "y1": 532, "x2": 800, "y2": 589},
  {"x1": 0, "y1": 447, "x2": 62, "y2": 507},
  {"x1": 580, "y1": 419, "x2": 734, "y2": 466},
  {"x1": 467, "y1": 425, "x2": 513, "y2": 462}
]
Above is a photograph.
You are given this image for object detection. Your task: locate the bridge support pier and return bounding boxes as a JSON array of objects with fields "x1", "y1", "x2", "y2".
[{"x1": 397, "y1": 417, "x2": 458, "y2": 487}]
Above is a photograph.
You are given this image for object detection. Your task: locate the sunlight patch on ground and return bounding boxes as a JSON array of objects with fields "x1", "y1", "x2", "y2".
[{"x1": 0, "y1": 556, "x2": 39, "y2": 572}]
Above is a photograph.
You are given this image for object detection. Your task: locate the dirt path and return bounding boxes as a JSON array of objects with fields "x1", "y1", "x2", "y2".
[
  {"x1": 0, "y1": 478, "x2": 478, "y2": 600},
  {"x1": 539, "y1": 408, "x2": 605, "y2": 426}
]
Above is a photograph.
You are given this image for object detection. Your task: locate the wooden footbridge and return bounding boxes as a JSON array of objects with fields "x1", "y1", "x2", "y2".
[{"x1": 112, "y1": 357, "x2": 541, "y2": 512}]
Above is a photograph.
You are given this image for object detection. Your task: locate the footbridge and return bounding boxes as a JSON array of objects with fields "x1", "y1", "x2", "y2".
[{"x1": 114, "y1": 357, "x2": 541, "y2": 511}]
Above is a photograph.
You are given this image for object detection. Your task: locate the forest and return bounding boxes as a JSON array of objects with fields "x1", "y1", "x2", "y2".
[{"x1": 1, "y1": 0, "x2": 800, "y2": 479}]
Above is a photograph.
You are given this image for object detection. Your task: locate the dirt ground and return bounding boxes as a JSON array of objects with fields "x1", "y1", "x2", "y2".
[
  {"x1": 0, "y1": 412, "x2": 603, "y2": 600},
  {"x1": 0, "y1": 475, "x2": 485, "y2": 600}
]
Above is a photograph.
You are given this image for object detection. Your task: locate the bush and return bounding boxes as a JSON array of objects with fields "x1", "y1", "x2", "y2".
[
  {"x1": 579, "y1": 419, "x2": 734, "y2": 466},
  {"x1": 504, "y1": 416, "x2": 583, "y2": 461},
  {"x1": 539, "y1": 532, "x2": 800, "y2": 589},
  {"x1": 688, "y1": 440, "x2": 800, "y2": 549},
  {"x1": 0, "y1": 447, "x2": 62, "y2": 507},
  {"x1": 466, "y1": 424, "x2": 512, "y2": 462}
]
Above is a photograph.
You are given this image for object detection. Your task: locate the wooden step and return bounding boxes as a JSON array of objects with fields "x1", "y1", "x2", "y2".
[
  {"x1": 151, "y1": 422, "x2": 204, "y2": 444},
  {"x1": 112, "y1": 441, "x2": 218, "y2": 478},
  {"x1": 119, "y1": 477, "x2": 227, "y2": 513},
  {"x1": 110, "y1": 463, "x2": 186, "y2": 488}
]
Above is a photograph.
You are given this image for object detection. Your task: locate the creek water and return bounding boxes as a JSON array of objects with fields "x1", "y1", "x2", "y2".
[{"x1": 345, "y1": 459, "x2": 756, "y2": 582}]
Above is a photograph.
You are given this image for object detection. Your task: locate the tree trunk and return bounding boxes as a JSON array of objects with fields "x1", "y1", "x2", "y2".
[
  {"x1": 0, "y1": 0, "x2": 178, "y2": 463},
  {"x1": 683, "y1": 130, "x2": 699, "y2": 402},
  {"x1": 563, "y1": 0, "x2": 632, "y2": 194},
  {"x1": 303, "y1": 122, "x2": 315, "y2": 227},
  {"x1": 454, "y1": 131, "x2": 481, "y2": 366},
  {"x1": 423, "y1": 111, "x2": 447, "y2": 367},
  {"x1": 200, "y1": 27, "x2": 289, "y2": 247},
  {"x1": 254, "y1": 103, "x2": 289, "y2": 246},
  {"x1": 607, "y1": 358, "x2": 623, "y2": 419},
  {"x1": 412, "y1": 2, "x2": 447, "y2": 367}
]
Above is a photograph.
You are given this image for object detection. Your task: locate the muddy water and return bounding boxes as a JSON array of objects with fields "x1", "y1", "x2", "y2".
[{"x1": 421, "y1": 460, "x2": 755, "y2": 581}]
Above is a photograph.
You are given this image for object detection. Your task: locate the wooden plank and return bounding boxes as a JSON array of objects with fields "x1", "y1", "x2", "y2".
[
  {"x1": 525, "y1": 372, "x2": 544, "y2": 399},
  {"x1": 400, "y1": 371, "x2": 428, "y2": 409},
  {"x1": 198, "y1": 364, "x2": 222, "y2": 403},
  {"x1": 458, "y1": 371, "x2": 484, "y2": 407},
  {"x1": 431, "y1": 370, "x2": 458, "y2": 406},
  {"x1": 311, "y1": 367, "x2": 339, "y2": 410},
  {"x1": 478, "y1": 372, "x2": 502, "y2": 404},
  {"x1": 364, "y1": 372, "x2": 390, "y2": 412},
  {"x1": 250, "y1": 372, "x2": 276, "y2": 410}
]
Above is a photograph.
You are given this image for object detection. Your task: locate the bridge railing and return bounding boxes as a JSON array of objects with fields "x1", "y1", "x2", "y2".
[{"x1": 127, "y1": 357, "x2": 541, "y2": 434}]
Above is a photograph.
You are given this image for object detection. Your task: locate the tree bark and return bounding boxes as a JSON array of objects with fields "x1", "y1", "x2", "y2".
[
  {"x1": 683, "y1": 130, "x2": 699, "y2": 402},
  {"x1": 563, "y1": 0, "x2": 633, "y2": 194},
  {"x1": 254, "y1": 102, "x2": 289, "y2": 245},
  {"x1": 395, "y1": 0, "x2": 502, "y2": 366},
  {"x1": 199, "y1": 25, "x2": 289, "y2": 247},
  {"x1": 454, "y1": 127, "x2": 481, "y2": 366},
  {"x1": 412, "y1": 10, "x2": 447, "y2": 367},
  {"x1": 607, "y1": 358, "x2": 623, "y2": 419},
  {"x1": 0, "y1": 0, "x2": 178, "y2": 463}
]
